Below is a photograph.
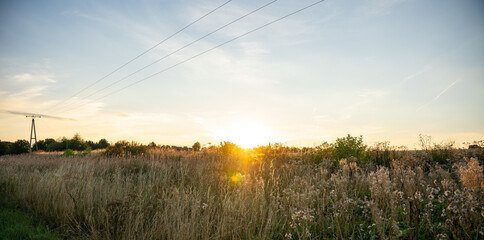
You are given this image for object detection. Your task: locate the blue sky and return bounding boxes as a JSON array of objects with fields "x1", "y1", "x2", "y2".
[{"x1": 0, "y1": 0, "x2": 483, "y2": 148}]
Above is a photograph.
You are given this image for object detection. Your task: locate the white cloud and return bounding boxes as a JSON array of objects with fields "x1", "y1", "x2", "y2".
[
  {"x1": 9, "y1": 86, "x2": 48, "y2": 99},
  {"x1": 12, "y1": 73, "x2": 56, "y2": 83},
  {"x1": 0, "y1": 86, "x2": 51, "y2": 116}
]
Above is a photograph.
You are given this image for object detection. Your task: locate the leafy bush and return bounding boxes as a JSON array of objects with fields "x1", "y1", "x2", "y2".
[
  {"x1": 46, "y1": 141, "x2": 64, "y2": 152},
  {"x1": 64, "y1": 134, "x2": 89, "y2": 151},
  {"x1": 219, "y1": 141, "x2": 241, "y2": 156},
  {"x1": 11, "y1": 140, "x2": 30, "y2": 154},
  {"x1": 105, "y1": 141, "x2": 147, "y2": 157},
  {"x1": 32, "y1": 140, "x2": 46, "y2": 151},
  {"x1": 305, "y1": 142, "x2": 333, "y2": 164},
  {"x1": 430, "y1": 141, "x2": 454, "y2": 164},
  {"x1": 87, "y1": 138, "x2": 110, "y2": 150},
  {"x1": 192, "y1": 142, "x2": 201, "y2": 151},
  {"x1": 0, "y1": 141, "x2": 11, "y2": 156},
  {"x1": 61, "y1": 149, "x2": 75, "y2": 157},
  {"x1": 97, "y1": 139, "x2": 110, "y2": 149},
  {"x1": 332, "y1": 134, "x2": 366, "y2": 160}
]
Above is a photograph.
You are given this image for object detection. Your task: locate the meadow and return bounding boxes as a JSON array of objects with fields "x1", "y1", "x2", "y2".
[{"x1": 0, "y1": 138, "x2": 483, "y2": 240}]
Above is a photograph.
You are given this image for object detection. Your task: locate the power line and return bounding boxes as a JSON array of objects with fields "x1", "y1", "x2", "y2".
[
  {"x1": 50, "y1": 0, "x2": 279, "y2": 115},
  {"x1": 47, "y1": 0, "x2": 234, "y2": 113},
  {"x1": 57, "y1": 0, "x2": 325, "y2": 115}
]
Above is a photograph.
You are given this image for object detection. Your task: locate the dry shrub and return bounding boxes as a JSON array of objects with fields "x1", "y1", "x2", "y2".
[
  {"x1": 1, "y1": 148, "x2": 483, "y2": 239},
  {"x1": 456, "y1": 157, "x2": 484, "y2": 191}
]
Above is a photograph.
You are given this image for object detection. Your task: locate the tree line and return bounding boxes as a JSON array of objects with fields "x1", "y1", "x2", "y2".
[{"x1": 0, "y1": 133, "x2": 109, "y2": 156}]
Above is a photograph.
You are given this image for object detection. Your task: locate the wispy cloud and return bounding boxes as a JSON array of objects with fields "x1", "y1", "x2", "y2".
[
  {"x1": 11, "y1": 73, "x2": 56, "y2": 83},
  {"x1": 417, "y1": 80, "x2": 459, "y2": 111},
  {"x1": 1, "y1": 110, "x2": 75, "y2": 121},
  {"x1": 61, "y1": 10, "x2": 107, "y2": 24},
  {"x1": 0, "y1": 83, "x2": 98, "y2": 120},
  {"x1": 9, "y1": 86, "x2": 48, "y2": 99}
]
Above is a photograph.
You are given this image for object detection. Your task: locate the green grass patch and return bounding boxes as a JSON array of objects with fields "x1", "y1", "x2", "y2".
[{"x1": 0, "y1": 196, "x2": 59, "y2": 240}]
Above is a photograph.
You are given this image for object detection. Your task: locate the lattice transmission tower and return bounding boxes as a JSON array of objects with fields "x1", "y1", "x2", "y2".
[{"x1": 26, "y1": 115, "x2": 41, "y2": 152}]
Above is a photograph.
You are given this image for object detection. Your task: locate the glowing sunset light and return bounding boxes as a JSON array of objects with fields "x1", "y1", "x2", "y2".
[
  {"x1": 0, "y1": 0, "x2": 482, "y2": 148},
  {"x1": 214, "y1": 121, "x2": 278, "y2": 149},
  {"x1": 230, "y1": 173, "x2": 243, "y2": 183}
]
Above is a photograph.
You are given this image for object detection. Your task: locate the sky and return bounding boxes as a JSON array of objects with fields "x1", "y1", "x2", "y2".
[{"x1": 0, "y1": 0, "x2": 483, "y2": 149}]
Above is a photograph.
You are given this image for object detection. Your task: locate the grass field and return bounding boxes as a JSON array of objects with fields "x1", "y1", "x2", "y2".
[
  {"x1": 0, "y1": 194, "x2": 59, "y2": 240},
  {"x1": 0, "y1": 145, "x2": 483, "y2": 239}
]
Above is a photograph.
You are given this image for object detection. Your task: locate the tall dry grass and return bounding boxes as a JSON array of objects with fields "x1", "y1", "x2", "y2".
[{"x1": 0, "y1": 148, "x2": 483, "y2": 239}]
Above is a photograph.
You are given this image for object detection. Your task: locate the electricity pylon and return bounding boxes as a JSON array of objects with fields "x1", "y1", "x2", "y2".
[
  {"x1": 2, "y1": 110, "x2": 73, "y2": 153},
  {"x1": 26, "y1": 115, "x2": 41, "y2": 152}
]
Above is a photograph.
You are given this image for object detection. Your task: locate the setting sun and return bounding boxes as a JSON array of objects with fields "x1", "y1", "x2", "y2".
[
  {"x1": 0, "y1": 0, "x2": 483, "y2": 239},
  {"x1": 214, "y1": 121, "x2": 275, "y2": 148}
]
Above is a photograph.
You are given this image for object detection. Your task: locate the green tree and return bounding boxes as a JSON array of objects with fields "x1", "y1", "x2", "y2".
[
  {"x1": 332, "y1": 134, "x2": 366, "y2": 160},
  {"x1": 192, "y1": 142, "x2": 201, "y2": 151},
  {"x1": 0, "y1": 141, "x2": 11, "y2": 155},
  {"x1": 68, "y1": 133, "x2": 88, "y2": 151},
  {"x1": 46, "y1": 141, "x2": 64, "y2": 152},
  {"x1": 86, "y1": 140, "x2": 96, "y2": 149},
  {"x1": 11, "y1": 140, "x2": 30, "y2": 154},
  {"x1": 60, "y1": 137, "x2": 69, "y2": 151},
  {"x1": 105, "y1": 140, "x2": 146, "y2": 157},
  {"x1": 43, "y1": 138, "x2": 56, "y2": 147},
  {"x1": 32, "y1": 140, "x2": 47, "y2": 151},
  {"x1": 98, "y1": 139, "x2": 109, "y2": 149}
]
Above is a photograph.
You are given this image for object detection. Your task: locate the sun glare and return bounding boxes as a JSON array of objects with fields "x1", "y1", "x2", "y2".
[{"x1": 215, "y1": 121, "x2": 274, "y2": 148}]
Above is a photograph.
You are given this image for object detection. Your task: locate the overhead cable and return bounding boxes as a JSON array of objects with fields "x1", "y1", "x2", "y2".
[
  {"x1": 57, "y1": 0, "x2": 325, "y2": 114},
  {"x1": 51, "y1": 0, "x2": 279, "y2": 114},
  {"x1": 48, "y1": 0, "x2": 234, "y2": 113}
]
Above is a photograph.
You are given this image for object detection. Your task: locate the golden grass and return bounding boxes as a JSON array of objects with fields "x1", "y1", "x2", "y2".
[{"x1": 0, "y1": 149, "x2": 483, "y2": 239}]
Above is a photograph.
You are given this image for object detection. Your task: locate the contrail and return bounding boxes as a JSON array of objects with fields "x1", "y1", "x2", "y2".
[
  {"x1": 417, "y1": 80, "x2": 459, "y2": 111},
  {"x1": 433, "y1": 80, "x2": 457, "y2": 101}
]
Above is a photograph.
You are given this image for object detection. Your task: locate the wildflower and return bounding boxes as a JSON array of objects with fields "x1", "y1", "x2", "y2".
[
  {"x1": 428, "y1": 194, "x2": 434, "y2": 200},
  {"x1": 437, "y1": 233, "x2": 448, "y2": 240},
  {"x1": 444, "y1": 190, "x2": 451, "y2": 197},
  {"x1": 284, "y1": 233, "x2": 292, "y2": 239},
  {"x1": 305, "y1": 228, "x2": 311, "y2": 237},
  {"x1": 415, "y1": 191, "x2": 423, "y2": 201}
]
